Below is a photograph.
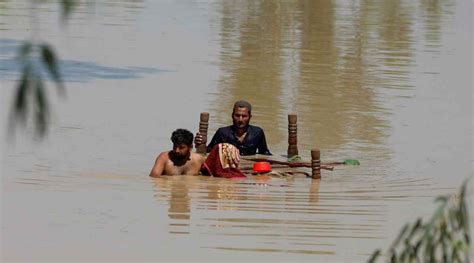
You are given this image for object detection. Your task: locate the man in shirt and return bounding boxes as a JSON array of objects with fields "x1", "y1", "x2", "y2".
[{"x1": 195, "y1": 100, "x2": 271, "y2": 156}]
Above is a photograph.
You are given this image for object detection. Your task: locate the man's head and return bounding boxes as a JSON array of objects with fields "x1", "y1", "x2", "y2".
[
  {"x1": 171, "y1": 129, "x2": 193, "y2": 159},
  {"x1": 232, "y1": 100, "x2": 252, "y2": 129}
]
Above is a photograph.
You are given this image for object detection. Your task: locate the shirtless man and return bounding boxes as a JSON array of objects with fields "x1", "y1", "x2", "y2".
[{"x1": 149, "y1": 129, "x2": 205, "y2": 177}]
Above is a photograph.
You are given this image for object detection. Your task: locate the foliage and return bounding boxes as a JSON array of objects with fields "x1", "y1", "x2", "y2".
[
  {"x1": 10, "y1": 42, "x2": 64, "y2": 137},
  {"x1": 288, "y1": 155, "x2": 302, "y2": 162},
  {"x1": 9, "y1": 0, "x2": 74, "y2": 138},
  {"x1": 343, "y1": 159, "x2": 360, "y2": 165},
  {"x1": 59, "y1": 0, "x2": 76, "y2": 20},
  {"x1": 368, "y1": 179, "x2": 471, "y2": 263}
]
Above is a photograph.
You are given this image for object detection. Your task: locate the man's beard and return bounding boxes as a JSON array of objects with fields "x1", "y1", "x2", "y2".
[{"x1": 171, "y1": 151, "x2": 190, "y2": 161}]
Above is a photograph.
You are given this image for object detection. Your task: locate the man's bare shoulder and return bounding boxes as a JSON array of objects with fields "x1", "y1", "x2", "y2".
[
  {"x1": 190, "y1": 152, "x2": 206, "y2": 162},
  {"x1": 156, "y1": 151, "x2": 171, "y2": 161},
  {"x1": 150, "y1": 151, "x2": 172, "y2": 178}
]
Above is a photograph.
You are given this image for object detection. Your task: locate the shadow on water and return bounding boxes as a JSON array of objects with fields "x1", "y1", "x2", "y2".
[{"x1": 0, "y1": 38, "x2": 166, "y2": 82}]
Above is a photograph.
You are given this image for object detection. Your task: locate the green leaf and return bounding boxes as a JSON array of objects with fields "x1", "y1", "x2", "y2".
[
  {"x1": 451, "y1": 245, "x2": 458, "y2": 263},
  {"x1": 463, "y1": 233, "x2": 469, "y2": 244},
  {"x1": 14, "y1": 65, "x2": 31, "y2": 124},
  {"x1": 367, "y1": 249, "x2": 381, "y2": 263},
  {"x1": 441, "y1": 224, "x2": 448, "y2": 263},
  {"x1": 390, "y1": 223, "x2": 410, "y2": 249},
  {"x1": 400, "y1": 246, "x2": 408, "y2": 262},
  {"x1": 390, "y1": 252, "x2": 397, "y2": 263},
  {"x1": 343, "y1": 159, "x2": 360, "y2": 165},
  {"x1": 40, "y1": 44, "x2": 65, "y2": 96},
  {"x1": 368, "y1": 179, "x2": 471, "y2": 263},
  {"x1": 448, "y1": 209, "x2": 460, "y2": 230},
  {"x1": 60, "y1": 0, "x2": 75, "y2": 20},
  {"x1": 34, "y1": 79, "x2": 49, "y2": 137},
  {"x1": 435, "y1": 196, "x2": 449, "y2": 203},
  {"x1": 407, "y1": 219, "x2": 422, "y2": 239},
  {"x1": 413, "y1": 239, "x2": 422, "y2": 255},
  {"x1": 287, "y1": 155, "x2": 302, "y2": 162},
  {"x1": 17, "y1": 41, "x2": 32, "y2": 61}
]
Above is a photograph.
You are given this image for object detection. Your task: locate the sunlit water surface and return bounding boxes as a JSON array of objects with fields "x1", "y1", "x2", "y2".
[{"x1": 1, "y1": 0, "x2": 472, "y2": 262}]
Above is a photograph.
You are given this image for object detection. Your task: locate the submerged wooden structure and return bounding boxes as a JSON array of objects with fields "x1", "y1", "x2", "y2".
[
  {"x1": 196, "y1": 112, "x2": 324, "y2": 179},
  {"x1": 287, "y1": 114, "x2": 298, "y2": 158}
]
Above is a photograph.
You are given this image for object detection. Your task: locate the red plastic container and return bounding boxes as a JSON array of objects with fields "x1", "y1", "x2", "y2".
[{"x1": 253, "y1": 162, "x2": 271, "y2": 173}]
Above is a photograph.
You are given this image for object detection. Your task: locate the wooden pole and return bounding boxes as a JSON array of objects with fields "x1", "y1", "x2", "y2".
[
  {"x1": 287, "y1": 114, "x2": 298, "y2": 157},
  {"x1": 196, "y1": 112, "x2": 209, "y2": 154},
  {"x1": 311, "y1": 148, "x2": 321, "y2": 179}
]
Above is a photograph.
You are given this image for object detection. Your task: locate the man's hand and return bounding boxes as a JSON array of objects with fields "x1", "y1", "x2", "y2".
[{"x1": 194, "y1": 132, "x2": 206, "y2": 146}]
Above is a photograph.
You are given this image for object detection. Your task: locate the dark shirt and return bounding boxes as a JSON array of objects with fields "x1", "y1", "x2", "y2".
[{"x1": 206, "y1": 125, "x2": 271, "y2": 155}]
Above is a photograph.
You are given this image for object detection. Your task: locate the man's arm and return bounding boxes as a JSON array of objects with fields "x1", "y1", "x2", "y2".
[
  {"x1": 257, "y1": 129, "x2": 272, "y2": 155},
  {"x1": 192, "y1": 153, "x2": 207, "y2": 175},
  {"x1": 149, "y1": 152, "x2": 167, "y2": 177}
]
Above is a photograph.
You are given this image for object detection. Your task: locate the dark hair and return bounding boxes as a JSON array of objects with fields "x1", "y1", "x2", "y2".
[
  {"x1": 233, "y1": 100, "x2": 252, "y2": 114},
  {"x1": 171, "y1": 129, "x2": 193, "y2": 146}
]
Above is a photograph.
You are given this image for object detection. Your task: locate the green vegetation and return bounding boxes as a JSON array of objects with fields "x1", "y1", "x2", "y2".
[
  {"x1": 9, "y1": 0, "x2": 74, "y2": 138},
  {"x1": 342, "y1": 159, "x2": 360, "y2": 165},
  {"x1": 287, "y1": 155, "x2": 302, "y2": 162},
  {"x1": 12, "y1": 42, "x2": 64, "y2": 137},
  {"x1": 368, "y1": 180, "x2": 471, "y2": 263}
]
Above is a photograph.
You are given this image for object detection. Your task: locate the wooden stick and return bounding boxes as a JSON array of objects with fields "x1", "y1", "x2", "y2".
[
  {"x1": 311, "y1": 148, "x2": 321, "y2": 179},
  {"x1": 287, "y1": 114, "x2": 299, "y2": 157},
  {"x1": 196, "y1": 112, "x2": 209, "y2": 154}
]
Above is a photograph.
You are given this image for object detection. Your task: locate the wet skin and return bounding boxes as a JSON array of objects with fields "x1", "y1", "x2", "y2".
[
  {"x1": 232, "y1": 107, "x2": 251, "y2": 137},
  {"x1": 149, "y1": 144, "x2": 205, "y2": 177}
]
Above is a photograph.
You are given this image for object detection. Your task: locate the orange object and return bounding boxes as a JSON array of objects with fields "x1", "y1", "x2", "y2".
[{"x1": 253, "y1": 162, "x2": 271, "y2": 173}]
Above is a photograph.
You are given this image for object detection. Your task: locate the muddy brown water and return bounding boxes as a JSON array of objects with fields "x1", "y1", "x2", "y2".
[{"x1": 1, "y1": 0, "x2": 472, "y2": 262}]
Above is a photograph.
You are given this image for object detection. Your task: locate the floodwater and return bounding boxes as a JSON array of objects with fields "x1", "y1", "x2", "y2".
[{"x1": 1, "y1": 0, "x2": 472, "y2": 262}]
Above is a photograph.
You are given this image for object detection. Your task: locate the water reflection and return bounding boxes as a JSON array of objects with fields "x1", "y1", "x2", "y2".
[
  {"x1": 146, "y1": 169, "x2": 450, "y2": 259},
  {"x1": 213, "y1": 1, "x2": 288, "y2": 149},
  {"x1": 1, "y1": 0, "x2": 467, "y2": 261},
  {"x1": 309, "y1": 179, "x2": 320, "y2": 204},
  {"x1": 212, "y1": 0, "x2": 399, "y2": 158},
  {"x1": 198, "y1": 178, "x2": 384, "y2": 257},
  {"x1": 205, "y1": 178, "x2": 248, "y2": 210},
  {"x1": 153, "y1": 176, "x2": 192, "y2": 222},
  {"x1": 420, "y1": 0, "x2": 455, "y2": 52},
  {"x1": 295, "y1": 0, "x2": 341, "y2": 152},
  {"x1": 376, "y1": 0, "x2": 414, "y2": 84},
  {"x1": 149, "y1": 174, "x2": 400, "y2": 256}
]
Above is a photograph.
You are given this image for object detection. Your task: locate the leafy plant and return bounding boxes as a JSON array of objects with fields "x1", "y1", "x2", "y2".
[
  {"x1": 288, "y1": 155, "x2": 302, "y2": 162},
  {"x1": 368, "y1": 179, "x2": 471, "y2": 263},
  {"x1": 9, "y1": 0, "x2": 75, "y2": 138},
  {"x1": 343, "y1": 159, "x2": 360, "y2": 165}
]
